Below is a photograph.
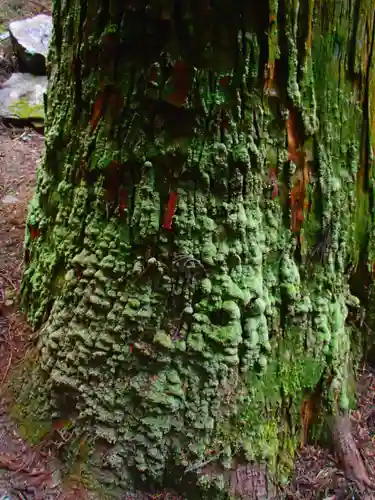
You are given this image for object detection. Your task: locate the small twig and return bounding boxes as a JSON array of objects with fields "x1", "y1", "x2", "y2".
[
  {"x1": 184, "y1": 454, "x2": 219, "y2": 474},
  {"x1": 29, "y1": 0, "x2": 50, "y2": 9},
  {"x1": 12, "y1": 131, "x2": 28, "y2": 143},
  {"x1": 1, "y1": 324, "x2": 12, "y2": 383},
  {"x1": 0, "y1": 271, "x2": 18, "y2": 290},
  {"x1": 2, "y1": 352, "x2": 12, "y2": 380}
]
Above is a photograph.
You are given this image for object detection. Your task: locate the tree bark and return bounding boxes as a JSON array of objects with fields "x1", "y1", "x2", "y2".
[{"x1": 17, "y1": 0, "x2": 375, "y2": 497}]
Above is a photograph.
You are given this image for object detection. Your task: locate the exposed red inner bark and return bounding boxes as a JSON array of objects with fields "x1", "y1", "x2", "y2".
[
  {"x1": 106, "y1": 89, "x2": 124, "y2": 121},
  {"x1": 287, "y1": 109, "x2": 309, "y2": 233},
  {"x1": 90, "y1": 92, "x2": 105, "y2": 132},
  {"x1": 166, "y1": 61, "x2": 191, "y2": 107},
  {"x1": 269, "y1": 167, "x2": 279, "y2": 199},
  {"x1": 103, "y1": 161, "x2": 127, "y2": 204},
  {"x1": 118, "y1": 188, "x2": 128, "y2": 215},
  {"x1": 24, "y1": 248, "x2": 30, "y2": 264},
  {"x1": 29, "y1": 224, "x2": 40, "y2": 240},
  {"x1": 52, "y1": 419, "x2": 70, "y2": 431},
  {"x1": 90, "y1": 86, "x2": 123, "y2": 132},
  {"x1": 218, "y1": 75, "x2": 231, "y2": 89},
  {"x1": 163, "y1": 191, "x2": 179, "y2": 230}
]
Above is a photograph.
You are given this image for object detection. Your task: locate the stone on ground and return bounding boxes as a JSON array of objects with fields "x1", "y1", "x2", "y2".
[
  {"x1": 0, "y1": 73, "x2": 46, "y2": 121},
  {"x1": 9, "y1": 14, "x2": 52, "y2": 75},
  {"x1": 1, "y1": 195, "x2": 19, "y2": 205}
]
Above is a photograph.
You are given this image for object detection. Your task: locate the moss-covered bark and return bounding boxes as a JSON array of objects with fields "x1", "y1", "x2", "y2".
[{"x1": 18, "y1": 0, "x2": 375, "y2": 497}]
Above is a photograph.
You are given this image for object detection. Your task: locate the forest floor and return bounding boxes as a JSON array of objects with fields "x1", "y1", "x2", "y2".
[
  {"x1": 0, "y1": 0, "x2": 51, "y2": 31},
  {"x1": 2, "y1": 2, "x2": 375, "y2": 500}
]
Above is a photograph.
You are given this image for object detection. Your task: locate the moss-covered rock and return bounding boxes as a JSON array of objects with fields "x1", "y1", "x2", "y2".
[{"x1": 0, "y1": 73, "x2": 46, "y2": 121}]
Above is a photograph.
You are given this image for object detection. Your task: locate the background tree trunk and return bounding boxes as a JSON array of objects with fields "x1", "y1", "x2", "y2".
[{"x1": 16, "y1": 0, "x2": 375, "y2": 497}]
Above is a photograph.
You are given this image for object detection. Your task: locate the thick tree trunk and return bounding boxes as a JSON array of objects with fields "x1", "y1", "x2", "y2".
[{"x1": 16, "y1": 0, "x2": 375, "y2": 497}]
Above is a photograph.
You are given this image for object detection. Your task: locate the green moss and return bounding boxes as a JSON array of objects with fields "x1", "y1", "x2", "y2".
[
  {"x1": 212, "y1": 329, "x2": 327, "y2": 482},
  {"x1": 10, "y1": 402, "x2": 51, "y2": 445},
  {"x1": 9, "y1": 96, "x2": 44, "y2": 120},
  {"x1": 5, "y1": 350, "x2": 52, "y2": 445}
]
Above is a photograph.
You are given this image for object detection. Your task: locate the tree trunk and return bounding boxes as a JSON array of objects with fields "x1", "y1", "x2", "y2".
[{"x1": 17, "y1": 0, "x2": 375, "y2": 497}]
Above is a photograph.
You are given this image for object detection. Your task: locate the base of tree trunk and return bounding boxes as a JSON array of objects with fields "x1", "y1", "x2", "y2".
[
  {"x1": 6, "y1": 346, "x2": 369, "y2": 499},
  {"x1": 331, "y1": 414, "x2": 373, "y2": 492}
]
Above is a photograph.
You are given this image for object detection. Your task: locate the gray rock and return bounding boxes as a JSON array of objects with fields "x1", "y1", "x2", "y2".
[
  {"x1": 1, "y1": 195, "x2": 19, "y2": 204},
  {"x1": 9, "y1": 14, "x2": 52, "y2": 75},
  {"x1": 0, "y1": 72, "x2": 46, "y2": 121}
]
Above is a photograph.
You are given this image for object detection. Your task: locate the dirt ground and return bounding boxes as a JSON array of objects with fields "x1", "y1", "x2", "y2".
[
  {"x1": 0, "y1": 0, "x2": 51, "y2": 28},
  {"x1": 2, "y1": 2, "x2": 375, "y2": 500}
]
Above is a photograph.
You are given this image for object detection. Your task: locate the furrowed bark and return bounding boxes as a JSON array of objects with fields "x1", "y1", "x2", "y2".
[{"x1": 15, "y1": 0, "x2": 375, "y2": 497}]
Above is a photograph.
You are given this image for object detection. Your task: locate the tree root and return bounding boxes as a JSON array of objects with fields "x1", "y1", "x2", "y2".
[{"x1": 331, "y1": 414, "x2": 373, "y2": 491}]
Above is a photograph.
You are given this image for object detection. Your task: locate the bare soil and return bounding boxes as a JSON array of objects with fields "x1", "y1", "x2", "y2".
[{"x1": 0, "y1": 0, "x2": 51, "y2": 28}]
